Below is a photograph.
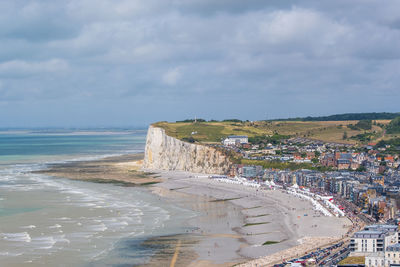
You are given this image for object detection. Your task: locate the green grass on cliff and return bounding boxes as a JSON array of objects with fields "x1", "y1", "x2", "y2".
[
  {"x1": 152, "y1": 121, "x2": 266, "y2": 143},
  {"x1": 152, "y1": 120, "x2": 390, "y2": 145}
]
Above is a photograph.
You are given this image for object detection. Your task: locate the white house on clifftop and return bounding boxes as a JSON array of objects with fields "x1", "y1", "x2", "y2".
[{"x1": 223, "y1": 135, "x2": 248, "y2": 146}]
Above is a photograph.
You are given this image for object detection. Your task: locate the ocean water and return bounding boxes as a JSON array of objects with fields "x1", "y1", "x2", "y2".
[{"x1": 0, "y1": 130, "x2": 196, "y2": 266}]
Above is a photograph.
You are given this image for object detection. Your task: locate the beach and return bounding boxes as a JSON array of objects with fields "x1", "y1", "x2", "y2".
[
  {"x1": 39, "y1": 153, "x2": 353, "y2": 266},
  {"x1": 151, "y1": 171, "x2": 352, "y2": 266}
]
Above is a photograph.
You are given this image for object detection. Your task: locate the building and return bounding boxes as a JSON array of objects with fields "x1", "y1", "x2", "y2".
[
  {"x1": 350, "y1": 228, "x2": 398, "y2": 255},
  {"x1": 385, "y1": 243, "x2": 400, "y2": 266},
  {"x1": 321, "y1": 153, "x2": 336, "y2": 167},
  {"x1": 242, "y1": 165, "x2": 263, "y2": 178},
  {"x1": 222, "y1": 135, "x2": 248, "y2": 146},
  {"x1": 350, "y1": 230, "x2": 387, "y2": 255},
  {"x1": 365, "y1": 252, "x2": 385, "y2": 267},
  {"x1": 365, "y1": 243, "x2": 400, "y2": 267},
  {"x1": 338, "y1": 159, "x2": 351, "y2": 170},
  {"x1": 349, "y1": 225, "x2": 400, "y2": 266},
  {"x1": 365, "y1": 225, "x2": 399, "y2": 243}
]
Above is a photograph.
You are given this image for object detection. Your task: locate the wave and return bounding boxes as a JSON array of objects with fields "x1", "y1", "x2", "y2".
[
  {"x1": 49, "y1": 224, "x2": 62, "y2": 229},
  {"x1": 21, "y1": 225, "x2": 36, "y2": 229},
  {"x1": 1, "y1": 232, "x2": 31, "y2": 242},
  {"x1": 31, "y1": 236, "x2": 56, "y2": 250}
]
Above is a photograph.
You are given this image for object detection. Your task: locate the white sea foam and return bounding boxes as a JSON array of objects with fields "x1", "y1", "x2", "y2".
[
  {"x1": 49, "y1": 224, "x2": 62, "y2": 229},
  {"x1": 0, "y1": 251, "x2": 23, "y2": 256},
  {"x1": 88, "y1": 223, "x2": 108, "y2": 232},
  {"x1": 57, "y1": 217, "x2": 71, "y2": 221},
  {"x1": 1, "y1": 232, "x2": 32, "y2": 242},
  {"x1": 69, "y1": 232, "x2": 94, "y2": 240},
  {"x1": 32, "y1": 236, "x2": 56, "y2": 249},
  {"x1": 104, "y1": 220, "x2": 129, "y2": 231},
  {"x1": 21, "y1": 225, "x2": 36, "y2": 229},
  {"x1": 54, "y1": 234, "x2": 70, "y2": 244}
]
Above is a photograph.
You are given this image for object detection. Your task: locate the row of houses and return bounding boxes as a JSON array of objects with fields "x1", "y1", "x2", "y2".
[
  {"x1": 229, "y1": 166, "x2": 399, "y2": 222},
  {"x1": 321, "y1": 151, "x2": 400, "y2": 172}
]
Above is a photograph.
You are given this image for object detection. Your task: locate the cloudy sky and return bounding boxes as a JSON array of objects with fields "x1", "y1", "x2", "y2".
[{"x1": 0, "y1": 0, "x2": 399, "y2": 127}]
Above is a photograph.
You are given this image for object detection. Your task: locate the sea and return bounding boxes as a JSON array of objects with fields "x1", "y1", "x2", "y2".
[{"x1": 0, "y1": 129, "x2": 196, "y2": 267}]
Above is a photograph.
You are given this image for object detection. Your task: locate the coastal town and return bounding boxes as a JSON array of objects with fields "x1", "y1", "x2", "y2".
[
  {"x1": 2, "y1": 1, "x2": 399, "y2": 266},
  {"x1": 211, "y1": 133, "x2": 400, "y2": 266}
]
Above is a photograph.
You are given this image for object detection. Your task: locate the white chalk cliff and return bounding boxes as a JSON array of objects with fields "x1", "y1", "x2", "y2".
[{"x1": 143, "y1": 126, "x2": 231, "y2": 174}]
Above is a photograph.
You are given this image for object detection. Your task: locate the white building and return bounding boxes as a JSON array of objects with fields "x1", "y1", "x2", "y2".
[
  {"x1": 385, "y1": 243, "x2": 400, "y2": 266},
  {"x1": 349, "y1": 224, "x2": 400, "y2": 267},
  {"x1": 366, "y1": 225, "x2": 399, "y2": 244},
  {"x1": 366, "y1": 244, "x2": 400, "y2": 267},
  {"x1": 350, "y1": 228, "x2": 398, "y2": 256},
  {"x1": 222, "y1": 135, "x2": 248, "y2": 146},
  {"x1": 365, "y1": 252, "x2": 385, "y2": 267}
]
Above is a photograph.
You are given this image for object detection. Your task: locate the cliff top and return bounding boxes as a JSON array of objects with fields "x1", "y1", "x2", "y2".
[{"x1": 152, "y1": 120, "x2": 392, "y2": 145}]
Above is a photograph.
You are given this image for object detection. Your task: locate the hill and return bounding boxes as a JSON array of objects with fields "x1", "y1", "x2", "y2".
[
  {"x1": 152, "y1": 119, "x2": 391, "y2": 145},
  {"x1": 275, "y1": 112, "x2": 400, "y2": 122}
]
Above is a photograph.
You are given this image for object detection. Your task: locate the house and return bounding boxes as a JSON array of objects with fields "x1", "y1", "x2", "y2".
[
  {"x1": 365, "y1": 252, "x2": 385, "y2": 267},
  {"x1": 222, "y1": 135, "x2": 248, "y2": 146},
  {"x1": 338, "y1": 159, "x2": 351, "y2": 170},
  {"x1": 321, "y1": 153, "x2": 336, "y2": 167},
  {"x1": 366, "y1": 243, "x2": 400, "y2": 266},
  {"x1": 385, "y1": 243, "x2": 400, "y2": 266}
]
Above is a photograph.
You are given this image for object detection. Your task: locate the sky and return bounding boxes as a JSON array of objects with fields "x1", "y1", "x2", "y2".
[{"x1": 0, "y1": 0, "x2": 399, "y2": 128}]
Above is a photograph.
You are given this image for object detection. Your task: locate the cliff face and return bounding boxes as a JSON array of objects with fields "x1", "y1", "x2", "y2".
[{"x1": 143, "y1": 126, "x2": 231, "y2": 174}]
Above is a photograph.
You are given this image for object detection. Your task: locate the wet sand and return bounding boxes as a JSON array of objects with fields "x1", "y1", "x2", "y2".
[{"x1": 34, "y1": 154, "x2": 162, "y2": 186}]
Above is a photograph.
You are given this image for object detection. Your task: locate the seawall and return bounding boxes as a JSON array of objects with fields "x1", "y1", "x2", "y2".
[{"x1": 143, "y1": 126, "x2": 232, "y2": 174}]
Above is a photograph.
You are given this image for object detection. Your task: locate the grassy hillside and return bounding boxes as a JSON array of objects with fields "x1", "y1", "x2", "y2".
[
  {"x1": 276, "y1": 112, "x2": 400, "y2": 121},
  {"x1": 153, "y1": 120, "x2": 391, "y2": 145}
]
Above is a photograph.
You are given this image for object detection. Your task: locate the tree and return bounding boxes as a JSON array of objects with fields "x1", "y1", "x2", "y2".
[
  {"x1": 386, "y1": 117, "x2": 400, "y2": 134},
  {"x1": 356, "y1": 165, "x2": 366, "y2": 172},
  {"x1": 355, "y1": 120, "x2": 372, "y2": 130},
  {"x1": 342, "y1": 131, "x2": 348, "y2": 140}
]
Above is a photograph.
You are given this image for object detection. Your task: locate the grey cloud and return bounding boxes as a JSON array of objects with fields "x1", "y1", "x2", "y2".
[
  {"x1": 0, "y1": 0, "x2": 399, "y2": 127},
  {"x1": 0, "y1": 1, "x2": 79, "y2": 42}
]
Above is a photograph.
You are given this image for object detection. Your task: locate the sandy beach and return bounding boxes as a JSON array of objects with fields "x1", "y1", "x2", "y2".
[
  {"x1": 151, "y1": 170, "x2": 352, "y2": 266},
  {"x1": 37, "y1": 154, "x2": 353, "y2": 266}
]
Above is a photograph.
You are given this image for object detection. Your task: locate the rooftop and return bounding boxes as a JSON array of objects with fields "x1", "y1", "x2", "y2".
[
  {"x1": 387, "y1": 243, "x2": 400, "y2": 251},
  {"x1": 353, "y1": 230, "x2": 386, "y2": 238},
  {"x1": 356, "y1": 230, "x2": 383, "y2": 235},
  {"x1": 366, "y1": 224, "x2": 398, "y2": 231}
]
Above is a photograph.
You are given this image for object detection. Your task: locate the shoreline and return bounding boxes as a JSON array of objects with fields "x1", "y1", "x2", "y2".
[
  {"x1": 33, "y1": 154, "x2": 247, "y2": 266},
  {"x1": 33, "y1": 153, "x2": 353, "y2": 266}
]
